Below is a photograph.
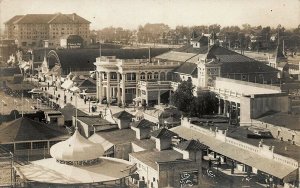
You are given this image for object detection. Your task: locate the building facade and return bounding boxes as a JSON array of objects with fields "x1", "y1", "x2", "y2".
[
  {"x1": 94, "y1": 56, "x2": 180, "y2": 106},
  {"x1": 4, "y1": 13, "x2": 90, "y2": 48}
]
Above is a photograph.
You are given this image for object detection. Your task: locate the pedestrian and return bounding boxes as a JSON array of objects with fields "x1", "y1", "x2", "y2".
[
  {"x1": 84, "y1": 98, "x2": 86, "y2": 104},
  {"x1": 47, "y1": 82, "x2": 49, "y2": 89},
  {"x1": 70, "y1": 96, "x2": 73, "y2": 101}
]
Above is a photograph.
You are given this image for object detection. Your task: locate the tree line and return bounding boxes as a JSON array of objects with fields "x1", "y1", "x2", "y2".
[{"x1": 91, "y1": 23, "x2": 300, "y2": 51}]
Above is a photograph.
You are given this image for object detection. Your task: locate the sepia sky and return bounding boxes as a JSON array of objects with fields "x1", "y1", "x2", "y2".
[{"x1": 0, "y1": 0, "x2": 299, "y2": 30}]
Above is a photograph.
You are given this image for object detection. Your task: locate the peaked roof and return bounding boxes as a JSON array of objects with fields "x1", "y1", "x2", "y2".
[
  {"x1": 176, "y1": 139, "x2": 208, "y2": 151},
  {"x1": 77, "y1": 78, "x2": 96, "y2": 88},
  {"x1": 6, "y1": 13, "x2": 90, "y2": 24},
  {"x1": 113, "y1": 111, "x2": 134, "y2": 119},
  {"x1": 150, "y1": 128, "x2": 177, "y2": 139},
  {"x1": 4, "y1": 15, "x2": 23, "y2": 24},
  {"x1": 131, "y1": 119, "x2": 156, "y2": 129},
  {"x1": 0, "y1": 117, "x2": 68, "y2": 143},
  {"x1": 173, "y1": 62, "x2": 197, "y2": 76},
  {"x1": 50, "y1": 129, "x2": 104, "y2": 161}
]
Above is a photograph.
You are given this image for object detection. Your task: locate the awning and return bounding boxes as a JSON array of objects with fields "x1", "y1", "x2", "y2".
[
  {"x1": 16, "y1": 157, "x2": 136, "y2": 184},
  {"x1": 61, "y1": 80, "x2": 73, "y2": 90},
  {"x1": 70, "y1": 86, "x2": 80, "y2": 92}
]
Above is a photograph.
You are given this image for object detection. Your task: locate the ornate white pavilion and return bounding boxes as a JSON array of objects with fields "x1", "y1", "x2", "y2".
[{"x1": 14, "y1": 129, "x2": 137, "y2": 188}]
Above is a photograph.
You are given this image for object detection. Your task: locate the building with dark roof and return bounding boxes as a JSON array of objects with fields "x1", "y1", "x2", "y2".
[
  {"x1": 112, "y1": 110, "x2": 135, "y2": 129},
  {"x1": 75, "y1": 115, "x2": 118, "y2": 137},
  {"x1": 0, "y1": 117, "x2": 69, "y2": 153},
  {"x1": 4, "y1": 13, "x2": 90, "y2": 48}
]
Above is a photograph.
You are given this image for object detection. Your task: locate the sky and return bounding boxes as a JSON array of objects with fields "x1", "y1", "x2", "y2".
[{"x1": 0, "y1": 0, "x2": 299, "y2": 31}]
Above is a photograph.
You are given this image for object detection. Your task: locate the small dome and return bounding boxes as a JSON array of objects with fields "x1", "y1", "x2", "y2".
[{"x1": 50, "y1": 130, "x2": 104, "y2": 162}]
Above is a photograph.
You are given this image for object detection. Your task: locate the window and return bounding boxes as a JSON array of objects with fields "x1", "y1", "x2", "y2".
[
  {"x1": 140, "y1": 72, "x2": 146, "y2": 80},
  {"x1": 154, "y1": 72, "x2": 159, "y2": 80},
  {"x1": 147, "y1": 72, "x2": 152, "y2": 80}
]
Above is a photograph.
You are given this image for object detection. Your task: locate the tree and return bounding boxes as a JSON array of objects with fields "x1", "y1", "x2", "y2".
[
  {"x1": 190, "y1": 92, "x2": 218, "y2": 117},
  {"x1": 171, "y1": 80, "x2": 195, "y2": 114},
  {"x1": 172, "y1": 80, "x2": 218, "y2": 117}
]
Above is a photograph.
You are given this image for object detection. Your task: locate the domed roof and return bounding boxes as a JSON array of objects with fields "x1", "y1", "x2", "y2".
[{"x1": 50, "y1": 130, "x2": 104, "y2": 161}]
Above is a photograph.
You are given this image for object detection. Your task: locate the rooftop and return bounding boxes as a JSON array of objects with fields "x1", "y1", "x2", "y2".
[
  {"x1": 89, "y1": 129, "x2": 136, "y2": 145},
  {"x1": 5, "y1": 13, "x2": 90, "y2": 24},
  {"x1": 256, "y1": 112, "x2": 300, "y2": 130},
  {"x1": 173, "y1": 62, "x2": 197, "y2": 76},
  {"x1": 50, "y1": 129, "x2": 104, "y2": 162},
  {"x1": 130, "y1": 150, "x2": 183, "y2": 170},
  {"x1": 176, "y1": 139, "x2": 208, "y2": 151},
  {"x1": 132, "y1": 139, "x2": 156, "y2": 151},
  {"x1": 171, "y1": 125, "x2": 297, "y2": 179},
  {"x1": 113, "y1": 110, "x2": 135, "y2": 120},
  {"x1": 150, "y1": 128, "x2": 177, "y2": 139},
  {"x1": 130, "y1": 119, "x2": 157, "y2": 129},
  {"x1": 76, "y1": 116, "x2": 117, "y2": 131},
  {"x1": 187, "y1": 118, "x2": 300, "y2": 161},
  {"x1": 0, "y1": 117, "x2": 68, "y2": 144}
]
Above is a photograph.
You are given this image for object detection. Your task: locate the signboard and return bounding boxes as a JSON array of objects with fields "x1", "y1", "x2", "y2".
[{"x1": 180, "y1": 171, "x2": 198, "y2": 187}]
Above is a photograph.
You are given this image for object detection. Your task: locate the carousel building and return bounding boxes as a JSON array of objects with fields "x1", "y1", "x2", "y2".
[{"x1": 15, "y1": 129, "x2": 137, "y2": 187}]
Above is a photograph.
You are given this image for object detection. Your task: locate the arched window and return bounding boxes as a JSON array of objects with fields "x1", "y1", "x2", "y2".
[
  {"x1": 166, "y1": 72, "x2": 172, "y2": 81},
  {"x1": 147, "y1": 72, "x2": 152, "y2": 80},
  {"x1": 154, "y1": 72, "x2": 159, "y2": 80},
  {"x1": 160, "y1": 72, "x2": 165, "y2": 81},
  {"x1": 140, "y1": 72, "x2": 146, "y2": 80}
]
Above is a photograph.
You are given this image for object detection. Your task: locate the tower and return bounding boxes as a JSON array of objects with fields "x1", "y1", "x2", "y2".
[{"x1": 197, "y1": 53, "x2": 221, "y2": 88}]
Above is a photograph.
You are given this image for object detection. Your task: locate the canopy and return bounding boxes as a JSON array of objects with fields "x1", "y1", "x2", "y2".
[
  {"x1": 50, "y1": 130, "x2": 104, "y2": 161},
  {"x1": 61, "y1": 80, "x2": 73, "y2": 90},
  {"x1": 16, "y1": 157, "x2": 136, "y2": 184}
]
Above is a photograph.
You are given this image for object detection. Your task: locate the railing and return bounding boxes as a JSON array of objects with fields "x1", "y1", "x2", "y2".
[
  {"x1": 209, "y1": 87, "x2": 243, "y2": 97},
  {"x1": 138, "y1": 81, "x2": 172, "y2": 87}
]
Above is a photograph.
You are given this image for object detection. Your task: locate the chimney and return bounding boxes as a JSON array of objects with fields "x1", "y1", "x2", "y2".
[
  {"x1": 131, "y1": 119, "x2": 151, "y2": 140},
  {"x1": 151, "y1": 128, "x2": 175, "y2": 151},
  {"x1": 72, "y1": 13, "x2": 76, "y2": 21}
]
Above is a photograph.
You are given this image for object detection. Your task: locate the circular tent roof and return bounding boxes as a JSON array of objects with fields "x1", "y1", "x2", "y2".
[{"x1": 50, "y1": 129, "x2": 104, "y2": 161}]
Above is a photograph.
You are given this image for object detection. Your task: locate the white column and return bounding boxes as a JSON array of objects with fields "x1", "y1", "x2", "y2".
[
  {"x1": 146, "y1": 90, "x2": 149, "y2": 106},
  {"x1": 158, "y1": 82, "x2": 161, "y2": 105},
  {"x1": 98, "y1": 72, "x2": 103, "y2": 102},
  {"x1": 224, "y1": 100, "x2": 228, "y2": 116},
  {"x1": 218, "y1": 98, "x2": 222, "y2": 115},
  {"x1": 106, "y1": 72, "x2": 111, "y2": 104},
  {"x1": 122, "y1": 73, "x2": 126, "y2": 106},
  {"x1": 117, "y1": 73, "x2": 121, "y2": 105}
]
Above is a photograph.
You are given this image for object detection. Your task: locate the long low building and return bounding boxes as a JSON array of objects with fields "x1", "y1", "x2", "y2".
[{"x1": 171, "y1": 118, "x2": 299, "y2": 188}]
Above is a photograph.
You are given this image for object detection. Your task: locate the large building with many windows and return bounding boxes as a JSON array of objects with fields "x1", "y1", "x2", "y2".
[{"x1": 4, "y1": 13, "x2": 90, "y2": 48}]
